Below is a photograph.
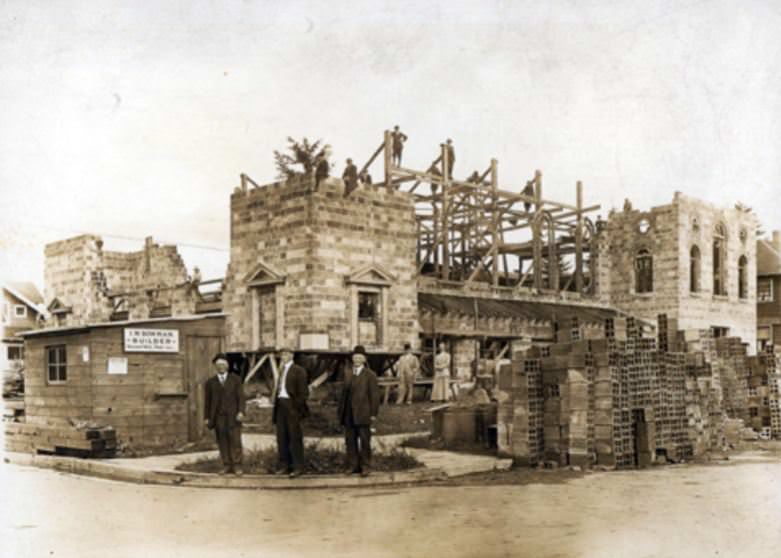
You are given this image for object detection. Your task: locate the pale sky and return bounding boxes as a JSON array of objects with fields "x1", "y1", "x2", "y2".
[{"x1": 2, "y1": 0, "x2": 780, "y2": 293}]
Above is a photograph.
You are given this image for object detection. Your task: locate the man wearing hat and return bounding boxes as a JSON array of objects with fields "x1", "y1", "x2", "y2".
[
  {"x1": 338, "y1": 345, "x2": 381, "y2": 476},
  {"x1": 204, "y1": 353, "x2": 246, "y2": 475},
  {"x1": 272, "y1": 346, "x2": 310, "y2": 478}
]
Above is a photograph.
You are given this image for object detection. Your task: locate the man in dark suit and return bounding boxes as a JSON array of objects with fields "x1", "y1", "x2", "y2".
[
  {"x1": 272, "y1": 347, "x2": 309, "y2": 478},
  {"x1": 203, "y1": 353, "x2": 246, "y2": 475},
  {"x1": 338, "y1": 345, "x2": 380, "y2": 477}
]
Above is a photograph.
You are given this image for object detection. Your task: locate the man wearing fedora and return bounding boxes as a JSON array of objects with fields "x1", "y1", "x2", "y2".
[
  {"x1": 204, "y1": 353, "x2": 246, "y2": 475},
  {"x1": 272, "y1": 346, "x2": 310, "y2": 478},
  {"x1": 338, "y1": 345, "x2": 381, "y2": 476}
]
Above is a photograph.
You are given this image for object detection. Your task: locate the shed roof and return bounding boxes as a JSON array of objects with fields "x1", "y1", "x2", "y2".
[
  {"x1": 758, "y1": 239, "x2": 781, "y2": 276},
  {"x1": 417, "y1": 293, "x2": 619, "y2": 326},
  {"x1": 18, "y1": 313, "x2": 225, "y2": 338}
]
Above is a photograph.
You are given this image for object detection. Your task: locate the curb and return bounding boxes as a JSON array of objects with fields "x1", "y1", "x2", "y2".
[{"x1": 3, "y1": 452, "x2": 451, "y2": 489}]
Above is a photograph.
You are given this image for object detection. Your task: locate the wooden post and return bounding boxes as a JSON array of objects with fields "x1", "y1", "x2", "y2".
[
  {"x1": 575, "y1": 180, "x2": 584, "y2": 294},
  {"x1": 490, "y1": 158, "x2": 499, "y2": 286},
  {"x1": 383, "y1": 130, "x2": 392, "y2": 188},
  {"x1": 533, "y1": 170, "x2": 543, "y2": 290},
  {"x1": 441, "y1": 143, "x2": 450, "y2": 280}
]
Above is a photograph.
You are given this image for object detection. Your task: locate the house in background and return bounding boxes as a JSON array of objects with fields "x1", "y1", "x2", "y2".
[
  {"x1": 2, "y1": 282, "x2": 47, "y2": 394},
  {"x1": 757, "y1": 231, "x2": 781, "y2": 352}
]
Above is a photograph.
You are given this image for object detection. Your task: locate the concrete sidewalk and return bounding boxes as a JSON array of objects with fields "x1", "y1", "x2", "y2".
[{"x1": 3, "y1": 432, "x2": 512, "y2": 489}]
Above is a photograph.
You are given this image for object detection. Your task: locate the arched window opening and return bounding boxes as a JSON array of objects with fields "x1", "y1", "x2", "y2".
[
  {"x1": 634, "y1": 249, "x2": 653, "y2": 294},
  {"x1": 713, "y1": 224, "x2": 727, "y2": 295},
  {"x1": 738, "y1": 255, "x2": 748, "y2": 299},
  {"x1": 690, "y1": 245, "x2": 701, "y2": 293}
]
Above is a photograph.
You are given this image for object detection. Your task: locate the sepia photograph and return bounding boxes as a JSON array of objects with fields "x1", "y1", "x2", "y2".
[{"x1": 2, "y1": 1, "x2": 781, "y2": 557}]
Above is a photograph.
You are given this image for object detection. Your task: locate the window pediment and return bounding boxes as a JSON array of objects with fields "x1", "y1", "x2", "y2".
[
  {"x1": 47, "y1": 298, "x2": 72, "y2": 315},
  {"x1": 244, "y1": 262, "x2": 286, "y2": 287},
  {"x1": 346, "y1": 264, "x2": 396, "y2": 287}
]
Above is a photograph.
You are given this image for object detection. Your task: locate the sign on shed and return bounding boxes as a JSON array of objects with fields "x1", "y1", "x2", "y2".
[{"x1": 124, "y1": 328, "x2": 180, "y2": 353}]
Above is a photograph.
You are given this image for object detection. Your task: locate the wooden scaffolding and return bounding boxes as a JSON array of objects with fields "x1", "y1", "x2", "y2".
[{"x1": 354, "y1": 130, "x2": 601, "y2": 295}]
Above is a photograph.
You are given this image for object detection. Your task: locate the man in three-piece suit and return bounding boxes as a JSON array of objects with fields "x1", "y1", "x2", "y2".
[
  {"x1": 203, "y1": 353, "x2": 246, "y2": 475},
  {"x1": 338, "y1": 345, "x2": 380, "y2": 477},
  {"x1": 272, "y1": 347, "x2": 310, "y2": 478}
]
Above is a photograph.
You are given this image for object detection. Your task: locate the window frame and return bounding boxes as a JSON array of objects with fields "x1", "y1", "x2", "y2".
[
  {"x1": 357, "y1": 291, "x2": 380, "y2": 322},
  {"x1": 46, "y1": 345, "x2": 68, "y2": 384},
  {"x1": 758, "y1": 278, "x2": 774, "y2": 302},
  {"x1": 7, "y1": 345, "x2": 23, "y2": 361},
  {"x1": 14, "y1": 304, "x2": 27, "y2": 318}
]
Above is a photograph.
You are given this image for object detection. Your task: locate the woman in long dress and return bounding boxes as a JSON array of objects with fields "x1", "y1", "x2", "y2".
[{"x1": 431, "y1": 343, "x2": 451, "y2": 402}]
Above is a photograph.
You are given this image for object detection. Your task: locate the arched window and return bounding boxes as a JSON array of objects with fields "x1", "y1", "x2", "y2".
[
  {"x1": 690, "y1": 245, "x2": 701, "y2": 293},
  {"x1": 634, "y1": 249, "x2": 653, "y2": 293},
  {"x1": 713, "y1": 223, "x2": 727, "y2": 295},
  {"x1": 738, "y1": 255, "x2": 748, "y2": 299}
]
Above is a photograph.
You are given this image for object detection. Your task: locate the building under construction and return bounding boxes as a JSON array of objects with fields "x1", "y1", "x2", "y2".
[{"x1": 11, "y1": 130, "x2": 775, "y2": 462}]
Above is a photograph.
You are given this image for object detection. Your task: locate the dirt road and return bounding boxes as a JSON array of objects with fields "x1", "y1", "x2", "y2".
[{"x1": 2, "y1": 451, "x2": 780, "y2": 558}]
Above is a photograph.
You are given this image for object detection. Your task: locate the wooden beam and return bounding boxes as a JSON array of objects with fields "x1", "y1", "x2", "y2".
[
  {"x1": 384, "y1": 130, "x2": 392, "y2": 188},
  {"x1": 360, "y1": 142, "x2": 385, "y2": 176},
  {"x1": 575, "y1": 180, "x2": 584, "y2": 294}
]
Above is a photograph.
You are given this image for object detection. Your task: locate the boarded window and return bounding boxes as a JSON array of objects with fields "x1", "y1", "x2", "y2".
[
  {"x1": 758, "y1": 278, "x2": 774, "y2": 302},
  {"x1": 256, "y1": 287, "x2": 276, "y2": 348},
  {"x1": 690, "y1": 245, "x2": 701, "y2": 293},
  {"x1": 634, "y1": 249, "x2": 653, "y2": 293},
  {"x1": 46, "y1": 345, "x2": 67, "y2": 383},
  {"x1": 738, "y1": 255, "x2": 748, "y2": 299}
]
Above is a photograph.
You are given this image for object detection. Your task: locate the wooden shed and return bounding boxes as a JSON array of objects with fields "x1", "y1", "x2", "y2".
[{"x1": 19, "y1": 314, "x2": 225, "y2": 452}]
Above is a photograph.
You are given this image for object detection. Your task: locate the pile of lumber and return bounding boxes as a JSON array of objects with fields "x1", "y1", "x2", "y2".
[{"x1": 4, "y1": 422, "x2": 117, "y2": 458}]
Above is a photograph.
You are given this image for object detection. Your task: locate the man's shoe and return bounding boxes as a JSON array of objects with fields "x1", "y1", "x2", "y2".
[
  {"x1": 234, "y1": 467, "x2": 244, "y2": 476},
  {"x1": 220, "y1": 466, "x2": 232, "y2": 475},
  {"x1": 274, "y1": 468, "x2": 289, "y2": 476},
  {"x1": 344, "y1": 468, "x2": 358, "y2": 476},
  {"x1": 360, "y1": 468, "x2": 370, "y2": 477},
  {"x1": 289, "y1": 470, "x2": 303, "y2": 479}
]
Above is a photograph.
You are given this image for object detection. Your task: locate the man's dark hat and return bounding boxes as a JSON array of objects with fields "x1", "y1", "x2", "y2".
[
  {"x1": 403, "y1": 342, "x2": 411, "y2": 350},
  {"x1": 352, "y1": 345, "x2": 367, "y2": 356},
  {"x1": 277, "y1": 346, "x2": 295, "y2": 354},
  {"x1": 212, "y1": 352, "x2": 229, "y2": 364}
]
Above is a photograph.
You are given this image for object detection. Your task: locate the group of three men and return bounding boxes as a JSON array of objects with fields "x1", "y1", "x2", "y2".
[{"x1": 204, "y1": 344, "x2": 382, "y2": 478}]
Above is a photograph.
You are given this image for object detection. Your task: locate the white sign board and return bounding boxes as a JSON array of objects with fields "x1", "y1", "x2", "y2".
[
  {"x1": 124, "y1": 328, "x2": 180, "y2": 353},
  {"x1": 107, "y1": 357, "x2": 128, "y2": 375}
]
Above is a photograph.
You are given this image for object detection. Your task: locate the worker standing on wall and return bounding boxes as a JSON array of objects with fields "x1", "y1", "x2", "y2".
[
  {"x1": 342, "y1": 158, "x2": 358, "y2": 193},
  {"x1": 396, "y1": 343, "x2": 420, "y2": 405},
  {"x1": 204, "y1": 354, "x2": 246, "y2": 475},
  {"x1": 391, "y1": 125, "x2": 408, "y2": 166}
]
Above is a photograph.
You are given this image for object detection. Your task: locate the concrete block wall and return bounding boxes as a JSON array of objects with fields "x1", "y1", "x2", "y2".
[
  {"x1": 44, "y1": 235, "x2": 193, "y2": 326},
  {"x1": 223, "y1": 175, "x2": 418, "y2": 352},
  {"x1": 605, "y1": 193, "x2": 757, "y2": 352}
]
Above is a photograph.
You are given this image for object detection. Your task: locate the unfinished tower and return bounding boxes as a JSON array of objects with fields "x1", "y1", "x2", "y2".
[
  {"x1": 223, "y1": 175, "x2": 419, "y2": 352},
  {"x1": 604, "y1": 192, "x2": 758, "y2": 349}
]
